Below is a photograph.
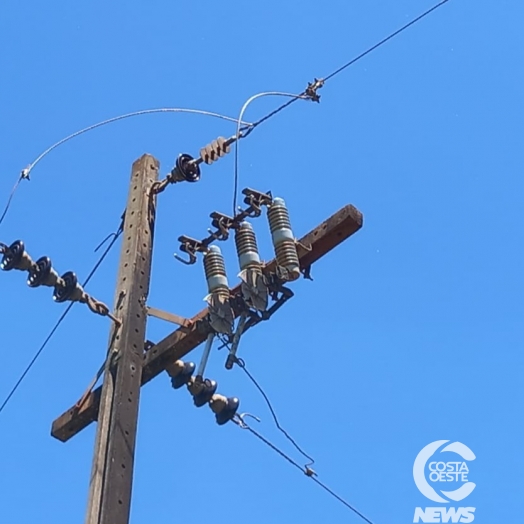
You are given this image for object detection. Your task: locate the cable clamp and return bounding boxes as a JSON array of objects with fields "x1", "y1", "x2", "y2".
[
  {"x1": 304, "y1": 78, "x2": 324, "y2": 103},
  {"x1": 233, "y1": 412, "x2": 261, "y2": 429},
  {"x1": 304, "y1": 466, "x2": 317, "y2": 477}
]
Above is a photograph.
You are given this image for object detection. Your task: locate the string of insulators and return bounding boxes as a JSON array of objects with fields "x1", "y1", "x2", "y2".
[
  {"x1": 0, "y1": 240, "x2": 117, "y2": 322},
  {"x1": 166, "y1": 359, "x2": 239, "y2": 425},
  {"x1": 267, "y1": 198, "x2": 301, "y2": 281}
]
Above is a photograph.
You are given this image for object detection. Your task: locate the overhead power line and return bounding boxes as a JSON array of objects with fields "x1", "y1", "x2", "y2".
[
  {"x1": 0, "y1": 219, "x2": 123, "y2": 415},
  {"x1": 231, "y1": 0, "x2": 452, "y2": 212},
  {"x1": 233, "y1": 355, "x2": 315, "y2": 466},
  {"x1": 0, "y1": 107, "x2": 252, "y2": 229},
  {"x1": 234, "y1": 417, "x2": 375, "y2": 524}
]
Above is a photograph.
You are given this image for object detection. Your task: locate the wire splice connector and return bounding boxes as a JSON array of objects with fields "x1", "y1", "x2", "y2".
[{"x1": 304, "y1": 78, "x2": 324, "y2": 103}]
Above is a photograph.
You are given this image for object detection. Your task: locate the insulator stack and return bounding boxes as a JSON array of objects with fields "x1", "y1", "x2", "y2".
[
  {"x1": 235, "y1": 221, "x2": 261, "y2": 271},
  {"x1": 209, "y1": 394, "x2": 240, "y2": 425},
  {"x1": 267, "y1": 198, "x2": 301, "y2": 281},
  {"x1": 0, "y1": 240, "x2": 34, "y2": 271},
  {"x1": 200, "y1": 136, "x2": 231, "y2": 165},
  {"x1": 204, "y1": 246, "x2": 234, "y2": 334},
  {"x1": 235, "y1": 222, "x2": 268, "y2": 312},
  {"x1": 204, "y1": 245, "x2": 229, "y2": 297}
]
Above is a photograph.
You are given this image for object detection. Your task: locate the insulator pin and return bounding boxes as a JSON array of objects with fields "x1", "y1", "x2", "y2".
[
  {"x1": 235, "y1": 221, "x2": 261, "y2": 271},
  {"x1": 204, "y1": 245, "x2": 229, "y2": 295},
  {"x1": 267, "y1": 198, "x2": 300, "y2": 281}
]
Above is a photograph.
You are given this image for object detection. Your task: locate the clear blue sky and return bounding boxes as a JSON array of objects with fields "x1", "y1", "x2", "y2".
[{"x1": 0, "y1": 1, "x2": 522, "y2": 523}]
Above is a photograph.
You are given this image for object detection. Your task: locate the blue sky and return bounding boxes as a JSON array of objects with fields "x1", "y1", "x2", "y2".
[{"x1": 0, "y1": 1, "x2": 522, "y2": 523}]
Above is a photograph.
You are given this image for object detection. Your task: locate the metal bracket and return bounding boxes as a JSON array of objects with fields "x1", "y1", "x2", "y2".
[
  {"x1": 146, "y1": 306, "x2": 192, "y2": 328},
  {"x1": 242, "y1": 188, "x2": 273, "y2": 217},
  {"x1": 174, "y1": 235, "x2": 204, "y2": 265}
]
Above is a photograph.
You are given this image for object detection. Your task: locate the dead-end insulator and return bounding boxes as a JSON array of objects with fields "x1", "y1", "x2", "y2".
[
  {"x1": 199, "y1": 136, "x2": 232, "y2": 165},
  {"x1": 0, "y1": 240, "x2": 34, "y2": 271},
  {"x1": 166, "y1": 360, "x2": 195, "y2": 389},
  {"x1": 170, "y1": 153, "x2": 201, "y2": 183},
  {"x1": 209, "y1": 394, "x2": 240, "y2": 425},
  {"x1": 267, "y1": 198, "x2": 301, "y2": 281}
]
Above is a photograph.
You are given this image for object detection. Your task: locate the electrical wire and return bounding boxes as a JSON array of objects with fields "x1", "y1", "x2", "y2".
[
  {"x1": 233, "y1": 92, "x2": 306, "y2": 216},
  {"x1": 0, "y1": 178, "x2": 22, "y2": 228},
  {"x1": 323, "y1": 0, "x2": 451, "y2": 82},
  {"x1": 0, "y1": 107, "x2": 253, "y2": 230},
  {"x1": 239, "y1": 0, "x2": 452, "y2": 135},
  {"x1": 234, "y1": 357, "x2": 315, "y2": 466},
  {"x1": 231, "y1": 0, "x2": 451, "y2": 215},
  {"x1": 0, "y1": 223, "x2": 123, "y2": 415},
  {"x1": 235, "y1": 419, "x2": 375, "y2": 524}
]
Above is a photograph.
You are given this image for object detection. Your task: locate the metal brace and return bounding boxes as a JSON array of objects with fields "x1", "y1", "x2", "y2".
[
  {"x1": 174, "y1": 235, "x2": 204, "y2": 265},
  {"x1": 146, "y1": 306, "x2": 192, "y2": 328}
]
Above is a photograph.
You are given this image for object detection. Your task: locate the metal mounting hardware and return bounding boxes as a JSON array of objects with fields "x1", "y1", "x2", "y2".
[
  {"x1": 146, "y1": 306, "x2": 192, "y2": 328},
  {"x1": 210, "y1": 212, "x2": 236, "y2": 240},
  {"x1": 174, "y1": 189, "x2": 273, "y2": 267},
  {"x1": 173, "y1": 235, "x2": 204, "y2": 265},
  {"x1": 242, "y1": 188, "x2": 273, "y2": 217}
]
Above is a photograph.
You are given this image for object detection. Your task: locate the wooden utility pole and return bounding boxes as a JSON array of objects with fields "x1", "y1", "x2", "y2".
[{"x1": 85, "y1": 154, "x2": 159, "y2": 524}]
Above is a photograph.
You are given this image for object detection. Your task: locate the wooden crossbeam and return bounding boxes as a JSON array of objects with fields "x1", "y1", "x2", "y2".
[{"x1": 51, "y1": 204, "x2": 363, "y2": 442}]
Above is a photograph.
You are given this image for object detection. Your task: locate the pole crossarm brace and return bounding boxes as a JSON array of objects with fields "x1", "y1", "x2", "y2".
[{"x1": 51, "y1": 204, "x2": 363, "y2": 442}]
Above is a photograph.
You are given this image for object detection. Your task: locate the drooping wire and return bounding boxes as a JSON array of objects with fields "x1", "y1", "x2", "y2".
[
  {"x1": 0, "y1": 221, "x2": 123, "y2": 415},
  {"x1": 233, "y1": 92, "x2": 306, "y2": 216},
  {"x1": 234, "y1": 356, "x2": 315, "y2": 467},
  {"x1": 0, "y1": 178, "x2": 22, "y2": 228},
  {"x1": 0, "y1": 107, "x2": 253, "y2": 230},
  {"x1": 234, "y1": 418, "x2": 375, "y2": 524}
]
